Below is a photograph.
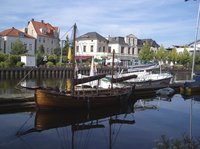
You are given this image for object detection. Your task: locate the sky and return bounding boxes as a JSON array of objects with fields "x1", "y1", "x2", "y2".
[{"x1": 0, "y1": 0, "x2": 199, "y2": 48}]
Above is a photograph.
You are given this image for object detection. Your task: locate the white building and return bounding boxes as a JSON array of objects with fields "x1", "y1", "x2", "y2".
[
  {"x1": 173, "y1": 41, "x2": 200, "y2": 55},
  {"x1": 26, "y1": 19, "x2": 60, "y2": 54},
  {"x1": 0, "y1": 27, "x2": 35, "y2": 55},
  {"x1": 75, "y1": 31, "x2": 160, "y2": 66},
  {"x1": 108, "y1": 36, "x2": 133, "y2": 66},
  {"x1": 125, "y1": 34, "x2": 139, "y2": 56},
  {"x1": 76, "y1": 32, "x2": 109, "y2": 59}
]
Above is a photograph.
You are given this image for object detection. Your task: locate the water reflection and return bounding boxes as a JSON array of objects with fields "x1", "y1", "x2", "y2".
[
  {"x1": 0, "y1": 94, "x2": 200, "y2": 149},
  {"x1": 16, "y1": 103, "x2": 136, "y2": 149}
]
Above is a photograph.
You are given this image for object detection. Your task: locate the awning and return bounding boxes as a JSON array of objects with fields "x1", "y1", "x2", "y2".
[{"x1": 75, "y1": 56, "x2": 93, "y2": 60}]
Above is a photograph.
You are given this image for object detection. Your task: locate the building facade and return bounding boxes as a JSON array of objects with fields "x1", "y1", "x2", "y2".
[
  {"x1": 26, "y1": 19, "x2": 60, "y2": 54},
  {"x1": 0, "y1": 27, "x2": 35, "y2": 55},
  {"x1": 76, "y1": 32, "x2": 109, "y2": 59},
  {"x1": 75, "y1": 31, "x2": 160, "y2": 66}
]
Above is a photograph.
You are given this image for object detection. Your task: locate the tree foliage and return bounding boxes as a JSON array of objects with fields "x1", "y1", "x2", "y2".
[
  {"x1": 36, "y1": 45, "x2": 45, "y2": 66},
  {"x1": 155, "y1": 45, "x2": 166, "y2": 61},
  {"x1": 168, "y1": 48, "x2": 178, "y2": 64},
  {"x1": 10, "y1": 39, "x2": 27, "y2": 55},
  {"x1": 138, "y1": 41, "x2": 154, "y2": 62},
  {"x1": 178, "y1": 48, "x2": 191, "y2": 66}
]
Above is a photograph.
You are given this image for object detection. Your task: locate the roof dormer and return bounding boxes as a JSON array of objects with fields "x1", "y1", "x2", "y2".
[{"x1": 39, "y1": 28, "x2": 46, "y2": 34}]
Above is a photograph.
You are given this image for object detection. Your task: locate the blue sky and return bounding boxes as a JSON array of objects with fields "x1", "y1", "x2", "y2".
[{"x1": 0, "y1": 0, "x2": 199, "y2": 47}]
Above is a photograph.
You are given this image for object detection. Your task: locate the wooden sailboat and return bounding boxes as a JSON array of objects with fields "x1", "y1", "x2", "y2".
[{"x1": 35, "y1": 24, "x2": 133, "y2": 110}]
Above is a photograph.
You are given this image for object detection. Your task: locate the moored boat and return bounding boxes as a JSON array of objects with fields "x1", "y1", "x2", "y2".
[
  {"x1": 34, "y1": 24, "x2": 133, "y2": 110},
  {"x1": 180, "y1": 80, "x2": 200, "y2": 96}
]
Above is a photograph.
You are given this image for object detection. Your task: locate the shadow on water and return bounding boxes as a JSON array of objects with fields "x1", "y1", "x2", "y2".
[{"x1": 15, "y1": 101, "x2": 137, "y2": 149}]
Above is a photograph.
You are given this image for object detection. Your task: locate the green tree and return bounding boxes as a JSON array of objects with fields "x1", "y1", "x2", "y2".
[
  {"x1": 37, "y1": 45, "x2": 45, "y2": 55},
  {"x1": 168, "y1": 48, "x2": 178, "y2": 64},
  {"x1": 63, "y1": 35, "x2": 70, "y2": 56},
  {"x1": 178, "y1": 48, "x2": 191, "y2": 67},
  {"x1": 155, "y1": 45, "x2": 166, "y2": 62},
  {"x1": 138, "y1": 41, "x2": 154, "y2": 62},
  {"x1": 36, "y1": 45, "x2": 45, "y2": 66},
  {"x1": 53, "y1": 47, "x2": 61, "y2": 56},
  {"x1": 0, "y1": 53, "x2": 7, "y2": 62},
  {"x1": 10, "y1": 39, "x2": 27, "y2": 55}
]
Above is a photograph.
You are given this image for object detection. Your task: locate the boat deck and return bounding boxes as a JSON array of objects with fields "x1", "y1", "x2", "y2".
[{"x1": 0, "y1": 82, "x2": 187, "y2": 113}]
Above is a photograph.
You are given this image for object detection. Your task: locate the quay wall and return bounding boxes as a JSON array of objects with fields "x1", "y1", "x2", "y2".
[{"x1": 0, "y1": 66, "x2": 118, "y2": 80}]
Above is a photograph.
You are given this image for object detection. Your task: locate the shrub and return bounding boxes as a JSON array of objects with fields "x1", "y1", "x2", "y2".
[
  {"x1": 16, "y1": 61, "x2": 25, "y2": 67},
  {"x1": 56, "y1": 62, "x2": 66, "y2": 67},
  {"x1": 46, "y1": 61, "x2": 55, "y2": 67},
  {"x1": 0, "y1": 53, "x2": 7, "y2": 62}
]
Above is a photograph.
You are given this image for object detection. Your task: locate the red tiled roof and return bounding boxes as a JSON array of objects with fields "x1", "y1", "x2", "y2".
[
  {"x1": 0, "y1": 27, "x2": 35, "y2": 39},
  {"x1": 30, "y1": 20, "x2": 59, "y2": 38}
]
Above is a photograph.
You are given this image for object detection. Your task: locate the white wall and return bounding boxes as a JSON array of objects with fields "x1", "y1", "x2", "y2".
[
  {"x1": 76, "y1": 39, "x2": 108, "y2": 58},
  {"x1": 21, "y1": 56, "x2": 36, "y2": 66},
  {"x1": 2, "y1": 36, "x2": 35, "y2": 55},
  {"x1": 27, "y1": 21, "x2": 60, "y2": 54}
]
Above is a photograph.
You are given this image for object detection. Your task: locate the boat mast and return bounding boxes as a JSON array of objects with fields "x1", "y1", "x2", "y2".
[
  {"x1": 111, "y1": 49, "x2": 115, "y2": 90},
  {"x1": 72, "y1": 23, "x2": 77, "y2": 95},
  {"x1": 191, "y1": 1, "x2": 200, "y2": 79}
]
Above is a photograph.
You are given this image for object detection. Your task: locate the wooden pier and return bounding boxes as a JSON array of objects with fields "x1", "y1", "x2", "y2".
[{"x1": 0, "y1": 66, "x2": 115, "y2": 80}]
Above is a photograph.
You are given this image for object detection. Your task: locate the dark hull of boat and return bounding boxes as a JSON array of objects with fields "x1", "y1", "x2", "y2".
[
  {"x1": 35, "y1": 88, "x2": 132, "y2": 110},
  {"x1": 180, "y1": 81, "x2": 200, "y2": 96},
  {"x1": 180, "y1": 86, "x2": 200, "y2": 96}
]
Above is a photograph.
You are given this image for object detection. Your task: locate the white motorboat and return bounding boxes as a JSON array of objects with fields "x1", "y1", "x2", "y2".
[{"x1": 122, "y1": 71, "x2": 172, "y2": 86}]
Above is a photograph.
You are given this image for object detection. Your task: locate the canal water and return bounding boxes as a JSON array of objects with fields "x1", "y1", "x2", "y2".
[{"x1": 0, "y1": 72, "x2": 200, "y2": 149}]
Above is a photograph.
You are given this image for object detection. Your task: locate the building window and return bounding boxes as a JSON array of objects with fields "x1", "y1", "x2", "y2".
[
  {"x1": 108, "y1": 47, "x2": 111, "y2": 53},
  {"x1": 29, "y1": 44, "x2": 32, "y2": 50},
  {"x1": 76, "y1": 46, "x2": 79, "y2": 52},
  {"x1": 39, "y1": 38, "x2": 41, "y2": 42},
  {"x1": 24, "y1": 44, "x2": 27, "y2": 50},
  {"x1": 83, "y1": 45, "x2": 86, "y2": 52},
  {"x1": 132, "y1": 48, "x2": 134, "y2": 54},
  {"x1": 128, "y1": 47, "x2": 130, "y2": 54},
  {"x1": 11, "y1": 42, "x2": 13, "y2": 49},
  {"x1": 90, "y1": 45, "x2": 93, "y2": 52},
  {"x1": 121, "y1": 47, "x2": 124, "y2": 54},
  {"x1": 103, "y1": 46, "x2": 105, "y2": 52},
  {"x1": 98, "y1": 47, "x2": 101, "y2": 52},
  {"x1": 43, "y1": 38, "x2": 45, "y2": 43},
  {"x1": 51, "y1": 40, "x2": 53, "y2": 44}
]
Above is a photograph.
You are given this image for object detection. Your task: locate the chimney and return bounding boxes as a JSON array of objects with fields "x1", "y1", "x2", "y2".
[
  {"x1": 41, "y1": 20, "x2": 44, "y2": 23},
  {"x1": 31, "y1": 18, "x2": 34, "y2": 21}
]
